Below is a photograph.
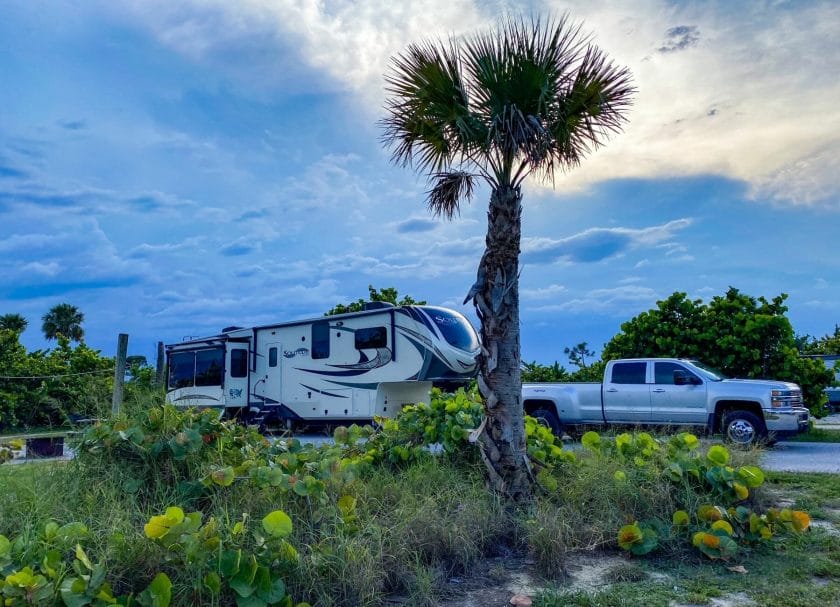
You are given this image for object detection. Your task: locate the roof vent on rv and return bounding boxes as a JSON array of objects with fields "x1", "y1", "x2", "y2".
[
  {"x1": 222, "y1": 326, "x2": 243, "y2": 332},
  {"x1": 363, "y1": 301, "x2": 395, "y2": 311}
]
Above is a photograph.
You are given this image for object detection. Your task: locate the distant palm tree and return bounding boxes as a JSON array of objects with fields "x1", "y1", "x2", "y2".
[
  {"x1": 42, "y1": 303, "x2": 85, "y2": 342},
  {"x1": 382, "y1": 16, "x2": 633, "y2": 499},
  {"x1": 0, "y1": 313, "x2": 28, "y2": 334}
]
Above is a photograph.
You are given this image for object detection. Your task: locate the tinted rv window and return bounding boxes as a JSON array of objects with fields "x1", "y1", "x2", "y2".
[
  {"x1": 312, "y1": 321, "x2": 330, "y2": 359},
  {"x1": 611, "y1": 362, "x2": 647, "y2": 384},
  {"x1": 268, "y1": 347, "x2": 278, "y2": 368},
  {"x1": 195, "y1": 348, "x2": 224, "y2": 386},
  {"x1": 169, "y1": 352, "x2": 195, "y2": 389},
  {"x1": 355, "y1": 326, "x2": 387, "y2": 349},
  {"x1": 230, "y1": 349, "x2": 248, "y2": 378}
]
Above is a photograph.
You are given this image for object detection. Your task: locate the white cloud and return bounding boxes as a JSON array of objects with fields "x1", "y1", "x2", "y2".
[
  {"x1": 124, "y1": 1, "x2": 840, "y2": 207},
  {"x1": 533, "y1": 0, "x2": 840, "y2": 208},
  {"x1": 20, "y1": 261, "x2": 62, "y2": 277},
  {"x1": 528, "y1": 284, "x2": 660, "y2": 314},
  {"x1": 521, "y1": 284, "x2": 566, "y2": 300},
  {"x1": 522, "y1": 218, "x2": 693, "y2": 264}
]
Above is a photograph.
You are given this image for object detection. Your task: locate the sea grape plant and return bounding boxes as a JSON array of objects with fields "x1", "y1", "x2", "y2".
[
  {"x1": 143, "y1": 507, "x2": 306, "y2": 607},
  {"x1": 0, "y1": 523, "x2": 171, "y2": 607}
]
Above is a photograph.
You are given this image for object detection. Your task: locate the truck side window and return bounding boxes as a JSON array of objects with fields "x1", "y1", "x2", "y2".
[
  {"x1": 655, "y1": 362, "x2": 697, "y2": 385},
  {"x1": 611, "y1": 362, "x2": 646, "y2": 384}
]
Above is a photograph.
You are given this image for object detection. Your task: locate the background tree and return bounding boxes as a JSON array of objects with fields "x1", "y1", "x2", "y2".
[
  {"x1": 41, "y1": 303, "x2": 85, "y2": 342},
  {"x1": 602, "y1": 288, "x2": 834, "y2": 413},
  {"x1": 797, "y1": 325, "x2": 840, "y2": 355},
  {"x1": 0, "y1": 313, "x2": 28, "y2": 335},
  {"x1": 382, "y1": 16, "x2": 633, "y2": 499},
  {"x1": 326, "y1": 285, "x2": 426, "y2": 316},
  {"x1": 564, "y1": 341, "x2": 594, "y2": 371},
  {"x1": 521, "y1": 360, "x2": 570, "y2": 383}
]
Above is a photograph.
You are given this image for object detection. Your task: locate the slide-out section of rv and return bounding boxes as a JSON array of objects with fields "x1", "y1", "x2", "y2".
[{"x1": 165, "y1": 303, "x2": 479, "y2": 427}]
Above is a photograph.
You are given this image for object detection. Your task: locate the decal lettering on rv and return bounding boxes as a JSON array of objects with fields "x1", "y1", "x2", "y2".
[{"x1": 283, "y1": 347, "x2": 309, "y2": 358}]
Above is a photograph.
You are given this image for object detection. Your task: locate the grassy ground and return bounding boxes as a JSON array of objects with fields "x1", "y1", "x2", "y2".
[
  {"x1": 1, "y1": 441, "x2": 837, "y2": 606},
  {"x1": 535, "y1": 471, "x2": 840, "y2": 607},
  {"x1": 785, "y1": 427, "x2": 840, "y2": 443}
]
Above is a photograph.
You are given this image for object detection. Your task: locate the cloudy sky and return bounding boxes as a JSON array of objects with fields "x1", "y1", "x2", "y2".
[{"x1": 1, "y1": 0, "x2": 838, "y2": 367}]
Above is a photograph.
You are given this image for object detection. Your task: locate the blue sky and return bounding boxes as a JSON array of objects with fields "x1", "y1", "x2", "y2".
[{"x1": 1, "y1": 0, "x2": 838, "y2": 367}]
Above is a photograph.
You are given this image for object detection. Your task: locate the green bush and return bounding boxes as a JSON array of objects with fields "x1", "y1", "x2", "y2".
[{"x1": 0, "y1": 331, "x2": 113, "y2": 430}]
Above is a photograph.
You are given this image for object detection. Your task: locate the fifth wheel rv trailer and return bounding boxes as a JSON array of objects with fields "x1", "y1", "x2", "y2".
[{"x1": 165, "y1": 303, "x2": 480, "y2": 427}]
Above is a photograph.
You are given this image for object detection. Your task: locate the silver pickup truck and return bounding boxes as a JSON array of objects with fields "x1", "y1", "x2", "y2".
[{"x1": 523, "y1": 358, "x2": 810, "y2": 445}]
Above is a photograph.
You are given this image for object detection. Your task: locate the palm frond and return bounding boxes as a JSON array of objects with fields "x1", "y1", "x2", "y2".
[
  {"x1": 426, "y1": 171, "x2": 475, "y2": 219},
  {"x1": 381, "y1": 39, "x2": 486, "y2": 174},
  {"x1": 539, "y1": 44, "x2": 634, "y2": 182},
  {"x1": 381, "y1": 14, "x2": 634, "y2": 190}
]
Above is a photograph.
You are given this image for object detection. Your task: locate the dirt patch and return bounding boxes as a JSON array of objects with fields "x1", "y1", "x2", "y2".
[
  {"x1": 810, "y1": 519, "x2": 840, "y2": 536},
  {"x1": 673, "y1": 592, "x2": 757, "y2": 607},
  {"x1": 437, "y1": 552, "x2": 633, "y2": 607}
]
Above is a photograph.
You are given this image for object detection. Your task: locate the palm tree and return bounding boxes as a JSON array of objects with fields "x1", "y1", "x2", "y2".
[
  {"x1": 0, "y1": 313, "x2": 28, "y2": 334},
  {"x1": 382, "y1": 16, "x2": 633, "y2": 499},
  {"x1": 42, "y1": 303, "x2": 85, "y2": 342}
]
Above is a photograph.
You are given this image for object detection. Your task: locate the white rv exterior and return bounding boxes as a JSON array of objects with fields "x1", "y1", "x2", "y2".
[{"x1": 165, "y1": 303, "x2": 479, "y2": 426}]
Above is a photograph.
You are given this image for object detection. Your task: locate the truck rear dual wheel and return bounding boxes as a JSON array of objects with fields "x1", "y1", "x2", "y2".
[
  {"x1": 723, "y1": 410, "x2": 767, "y2": 447},
  {"x1": 531, "y1": 408, "x2": 563, "y2": 437}
]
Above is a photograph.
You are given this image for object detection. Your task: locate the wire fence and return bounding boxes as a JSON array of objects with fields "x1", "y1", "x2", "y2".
[{"x1": 0, "y1": 367, "x2": 115, "y2": 381}]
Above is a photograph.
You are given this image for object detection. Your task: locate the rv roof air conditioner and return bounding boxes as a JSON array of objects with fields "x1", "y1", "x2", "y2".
[{"x1": 363, "y1": 301, "x2": 396, "y2": 311}]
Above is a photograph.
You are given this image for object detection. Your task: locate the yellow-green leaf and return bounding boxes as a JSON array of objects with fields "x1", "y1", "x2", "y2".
[
  {"x1": 262, "y1": 510, "x2": 293, "y2": 538},
  {"x1": 707, "y1": 445, "x2": 730, "y2": 466}
]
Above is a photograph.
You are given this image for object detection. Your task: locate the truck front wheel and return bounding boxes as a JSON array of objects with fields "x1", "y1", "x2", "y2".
[
  {"x1": 531, "y1": 408, "x2": 562, "y2": 437},
  {"x1": 723, "y1": 410, "x2": 766, "y2": 446}
]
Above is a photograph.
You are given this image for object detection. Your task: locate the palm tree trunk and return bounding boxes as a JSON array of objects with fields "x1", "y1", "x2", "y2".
[{"x1": 470, "y1": 184, "x2": 532, "y2": 501}]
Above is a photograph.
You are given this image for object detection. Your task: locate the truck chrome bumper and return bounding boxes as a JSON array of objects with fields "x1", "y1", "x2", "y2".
[{"x1": 764, "y1": 407, "x2": 810, "y2": 436}]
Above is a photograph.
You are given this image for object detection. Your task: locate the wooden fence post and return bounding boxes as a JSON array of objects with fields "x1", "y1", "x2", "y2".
[
  {"x1": 155, "y1": 341, "x2": 165, "y2": 388},
  {"x1": 112, "y1": 333, "x2": 128, "y2": 415}
]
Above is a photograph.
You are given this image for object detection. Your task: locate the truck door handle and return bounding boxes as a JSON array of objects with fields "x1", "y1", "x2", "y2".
[
  {"x1": 606, "y1": 388, "x2": 618, "y2": 393},
  {"x1": 652, "y1": 388, "x2": 665, "y2": 393}
]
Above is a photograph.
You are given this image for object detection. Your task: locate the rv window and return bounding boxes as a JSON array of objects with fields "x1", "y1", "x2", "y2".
[
  {"x1": 169, "y1": 352, "x2": 195, "y2": 389},
  {"x1": 268, "y1": 347, "x2": 278, "y2": 368},
  {"x1": 230, "y1": 349, "x2": 248, "y2": 378},
  {"x1": 312, "y1": 321, "x2": 330, "y2": 359},
  {"x1": 195, "y1": 348, "x2": 224, "y2": 386},
  {"x1": 355, "y1": 326, "x2": 387, "y2": 350}
]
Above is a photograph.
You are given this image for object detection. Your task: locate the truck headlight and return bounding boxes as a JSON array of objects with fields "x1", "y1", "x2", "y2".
[{"x1": 771, "y1": 389, "x2": 799, "y2": 408}]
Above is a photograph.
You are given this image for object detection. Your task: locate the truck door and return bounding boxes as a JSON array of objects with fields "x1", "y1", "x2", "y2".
[
  {"x1": 603, "y1": 361, "x2": 651, "y2": 423},
  {"x1": 225, "y1": 345, "x2": 249, "y2": 408},
  {"x1": 650, "y1": 361, "x2": 707, "y2": 425}
]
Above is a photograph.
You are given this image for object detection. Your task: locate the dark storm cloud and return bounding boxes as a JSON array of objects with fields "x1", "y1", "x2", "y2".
[
  {"x1": 658, "y1": 25, "x2": 700, "y2": 53},
  {"x1": 397, "y1": 218, "x2": 438, "y2": 233}
]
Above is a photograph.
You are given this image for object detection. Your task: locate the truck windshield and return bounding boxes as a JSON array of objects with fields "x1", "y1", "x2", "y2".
[
  {"x1": 421, "y1": 306, "x2": 480, "y2": 352},
  {"x1": 688, "y1": 360, "x2": 729, "y2": 381}
]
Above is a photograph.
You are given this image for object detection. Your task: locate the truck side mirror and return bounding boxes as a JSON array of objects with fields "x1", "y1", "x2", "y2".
[{"x1": 674, "y1": 370, "x2": 691, "y2": 385}]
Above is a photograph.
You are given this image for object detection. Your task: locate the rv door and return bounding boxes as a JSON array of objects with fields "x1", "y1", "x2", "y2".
[
  {"x1": 226, "y1": 345, "x2": 249, "y2": 407},
  {"x1": 254, "y1": 343, "x2": 283, "y2": 405}
]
